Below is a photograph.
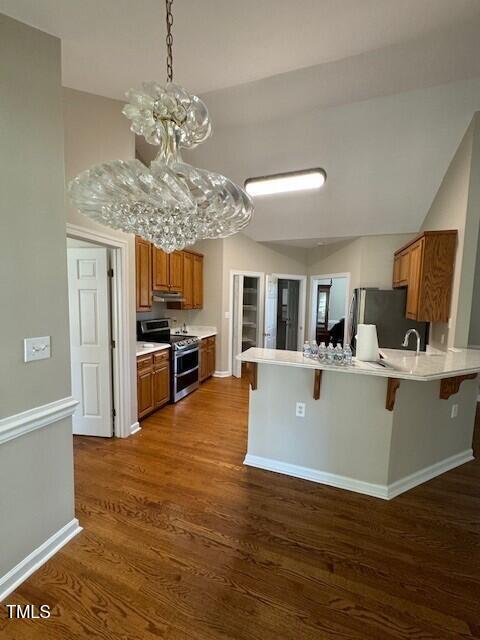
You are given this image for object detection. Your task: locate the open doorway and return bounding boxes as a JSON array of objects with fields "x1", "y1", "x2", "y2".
[
  {"x1": 230, "y1": 271, "x2": 265, "y2": 378},
  {"x1": 309, "y1": 273, "x2": 350, "y2": 347},
  {"x1": 264, "y1": 274, "x2": 307, "y2": 351}
]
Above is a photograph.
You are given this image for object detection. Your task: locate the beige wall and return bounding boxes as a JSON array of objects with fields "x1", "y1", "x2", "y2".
[
  {"x1": 306, "y1": 234, "x2": 414, "y2": 340},
  {"x1": 421, "y1": 113, "x2": 480, "y2": 349},
  {"x1": 219, "y1": 234, "x2": 308, "y2": 371},
  {"x1": 307, "y1": 234, "x2": 414, "y2": 290},
  {"x1": 0, "y1": 15, "x2": 75, "y2": 576},
  {"x1": 63, "y1": 87, "x2": 138, "y2": 425}
]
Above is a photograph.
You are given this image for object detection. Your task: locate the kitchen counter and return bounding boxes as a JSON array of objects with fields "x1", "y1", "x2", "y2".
[
  {"x1": 136, "y1": 342, "x2": 171, "y2": 357},
  {"x1": 239, "y1": 347, "x2": 479, "y2": 500},
  {"x1": 171, "y1": 325, "x2": 217, "y2": 340},
  {"x1": 238, "y1": 347, "x2": 480, "y2": 382}
]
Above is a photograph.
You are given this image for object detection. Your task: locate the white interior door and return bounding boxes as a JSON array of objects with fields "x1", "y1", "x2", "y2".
[
  {"x1": 264, "y1": 275, "x2": 278, "y2": 349},
  {"x1": 232, "y1": 274, "x2": 244, "y2": 378},
  {"x1": 67, "y1": 247, "x2": 113, "y2": 436}
]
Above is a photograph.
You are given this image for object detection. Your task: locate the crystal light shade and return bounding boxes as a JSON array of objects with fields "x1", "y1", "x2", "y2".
[{"x1": 68, "y1": 82, "x2": 253, "y2": 252}]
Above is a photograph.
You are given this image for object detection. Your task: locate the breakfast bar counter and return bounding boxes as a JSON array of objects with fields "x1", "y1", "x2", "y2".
[{"x1": 238, "y1": 347, "x2": 480, "y2": 499}]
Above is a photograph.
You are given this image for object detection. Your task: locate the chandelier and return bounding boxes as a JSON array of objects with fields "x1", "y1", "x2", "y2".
[{"x1": 68, "y1": 0, "x2": 253, "y2": 253}]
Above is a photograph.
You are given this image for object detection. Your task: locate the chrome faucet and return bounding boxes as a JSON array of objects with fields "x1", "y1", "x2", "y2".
[{"x1": 402, "y1": 328, "x2": 421, "y2": 354}]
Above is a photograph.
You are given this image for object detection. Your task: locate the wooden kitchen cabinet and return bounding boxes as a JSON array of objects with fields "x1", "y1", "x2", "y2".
[
  {"x1": 141, "y1": 243, "x2": 203, "y2": 310},
  {"x1": 152, "y1": 246, "x2": 170, "y2": 290},
  {"x1": 169, "y1": 251, "x2": 184, "y2": 292},
  {"x1": 137, "y1": 350, "x2": 170, "y2": 420},
  {"x1": 182, "y1": 251, "x2": 194, "y2": 309},
  {"x1": 392, "y1": 250, "x2": 410, "y2": 288},
  {"x1": 405, "y1": 238, "x2": 424, "y2": 320},
  {"x1": 199, "y1": 336, "x2": 216, "y2": 382},
  {"x1": 193, "y1": 254, "x2": 204, "y2": 309},
  {"x1": 135, "y1": 236, "x2": 152, "y2": 311},
  {"x1": 137, "y1": 354, "x2": 154, "y2": 419},
  {"x1": 167, "y1": 250, "x2": 203, "y2": 310},
  {"x1": 392, "y1": 230, "x2": 457, "y2": 322}
]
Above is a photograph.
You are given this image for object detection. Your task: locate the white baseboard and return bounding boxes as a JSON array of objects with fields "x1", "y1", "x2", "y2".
[
  {"x1": 386, "y1": 449, "x2": 474, "y2": 499},
  {"x1": 213, "y1": 370, "x2": 231, "y2": 378},
  {"x1": 244, "y1": 454, "x2": 389, "y2": 499},
  {"x1": 129, "y1": 421, "x2": 141, "y2": 436},
  {"x1": 244, "y1": 449, "x2": 475, "y2": 500},
  {"x1": 0, "y1": 518, "x2": 82, "y2": 602}
]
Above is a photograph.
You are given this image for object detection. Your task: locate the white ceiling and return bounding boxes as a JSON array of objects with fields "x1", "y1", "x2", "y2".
[
  {"x1": 1, "y1": 0, "x2": 480, "y2": 99},
  {"x1": 3, "y1": 1, "x2": 480, "y2": 247}
]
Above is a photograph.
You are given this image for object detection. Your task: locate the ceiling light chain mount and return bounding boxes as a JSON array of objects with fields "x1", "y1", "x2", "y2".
[
  {"x1": 165, "y1": 0, "x2": 174, "y2": 83},
  {"x1": 68, "y1": 0, "x2": 253, "y2": 253}
]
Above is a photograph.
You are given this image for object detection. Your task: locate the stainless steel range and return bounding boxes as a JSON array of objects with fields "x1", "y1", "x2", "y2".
[{"x1": 137, "y1": 319, "x2": 200, "y2": 403}]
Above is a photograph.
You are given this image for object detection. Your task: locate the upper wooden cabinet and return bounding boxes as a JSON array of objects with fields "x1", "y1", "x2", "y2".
[
  {"x1": 152, "y1": 248, "x2": 183, "y2": 292},
  {"x1": 392, "y1": 249, "x2": 410, "y2": 288},
  {"x1": 152, "y1": 247, "x2": 169, "y2": 290},
  {"x1": 169, "y1": 251, "x2": 184, "y2": 292},
  {"x1": 135, "y1": 236, "x2": 152, "y2": 312},
  {"x1": 167, "y1": 250, "x2": 204, "y2": 311},
  {"x1": 193, "y1": 254, "x2": 204, "y2": 309},
  {"x1": 137, "y1": 242, "x2": 204, "y2": 311},
  {"x1": 393, "y1": 230, "x2": 457, "y2": 322},
  {"x1": 182, "y1": 251, "x2": 194, "y2": 310}
]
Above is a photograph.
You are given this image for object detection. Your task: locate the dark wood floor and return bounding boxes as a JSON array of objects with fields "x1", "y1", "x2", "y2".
[{"x1": 2, "y1": 376, "x2": 480, "y2": 639}]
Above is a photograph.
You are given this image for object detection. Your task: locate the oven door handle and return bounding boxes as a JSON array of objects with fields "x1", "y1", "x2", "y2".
[
  {"x1": 175, "y1": 346, "x2": 199, "y2": 357},
  {"x1": 176, "y1": 365, "x2": 199, "y2": 378}
]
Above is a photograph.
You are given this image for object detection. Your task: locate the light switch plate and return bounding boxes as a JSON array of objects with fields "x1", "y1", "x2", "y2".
[{"x1": 24, "y1": 336, "x2": 51, "y2": 362}]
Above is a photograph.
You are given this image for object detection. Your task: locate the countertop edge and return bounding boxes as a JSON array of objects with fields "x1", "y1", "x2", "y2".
[
  {"x1": 136, "y1": 344, "x2": 171, "y2": 357},
  {"x1": 237, "y1": 353, "x2": 480, "y2": 382}
]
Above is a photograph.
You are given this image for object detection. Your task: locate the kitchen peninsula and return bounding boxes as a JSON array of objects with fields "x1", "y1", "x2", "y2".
[{"x1": 238, "y1": 347, "x2": 480, "y2": 499}]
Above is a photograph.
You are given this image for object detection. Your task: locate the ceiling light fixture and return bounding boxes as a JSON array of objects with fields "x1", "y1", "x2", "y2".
[
  {"x1": 68, "y1": 0, "x2": 253, "y2": 253},
  {"x1": 245, "y1": 168, "x2": 326, "y2": 197}
]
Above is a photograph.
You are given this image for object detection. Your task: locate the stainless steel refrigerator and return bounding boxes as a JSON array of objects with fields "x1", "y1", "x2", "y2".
[{"x1": 349, "y1": 288, "x2": 429, "y2": 354}]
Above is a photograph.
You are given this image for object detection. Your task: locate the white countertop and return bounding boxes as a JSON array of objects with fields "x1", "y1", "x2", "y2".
[
  {"x1": 136, "y1": 342, "x2": 171, "y2": 357},
  {"x1": 171, "y1": 325, "x2": 217, "y2": 340},
  {"x1": 238, "y1": 347, "x2": 480, "y2": 382}
]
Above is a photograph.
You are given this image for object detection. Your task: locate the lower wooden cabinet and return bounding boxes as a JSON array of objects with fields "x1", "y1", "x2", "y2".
[
  {"x1": 137, "y1": 351, "x2": 170, "y2": 420},
  {"x1": 137, "y1": 369, "x2": 154, "y2": 419},
  {"x1": 199, "y1": 336, "x2": 216, "y2": 382}
]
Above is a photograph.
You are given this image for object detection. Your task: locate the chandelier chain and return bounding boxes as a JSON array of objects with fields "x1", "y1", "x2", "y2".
[{"x1": 165, "y1": 0, "x2": 174, "y2": 82}]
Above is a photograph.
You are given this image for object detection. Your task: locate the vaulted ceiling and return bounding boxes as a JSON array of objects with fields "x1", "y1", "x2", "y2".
[
  {"x1": 3, "y1": 0, "x2": 480, "y2": 244},
  {"x1": 1, "y1": 0, "x2": 480, "y2": 98}
]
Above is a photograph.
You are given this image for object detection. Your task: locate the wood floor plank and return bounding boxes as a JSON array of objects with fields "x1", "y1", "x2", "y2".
[{"x1": 1, "y1": 377, "x2": 479, "y2": 639}]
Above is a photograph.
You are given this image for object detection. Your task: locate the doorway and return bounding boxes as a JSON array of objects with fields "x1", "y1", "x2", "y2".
[
  {"x1": 230, "y1": 271, "x2": 265, "y2": 378},
  {"x1": 264, "y1": 274, "x2": 307, "y2": 351},
  {"x1": 67, "y1": 238, "x2": 114, "y2": 437},
  {"x1": 309, "y1": 273, "x2": 350, "y2": 346},
  {"x1": 66, "y1": 223, "x2": 134, "y2": 439},
  {"x1": 276, "y1": 279, "x2": 300, "y2": 350}
]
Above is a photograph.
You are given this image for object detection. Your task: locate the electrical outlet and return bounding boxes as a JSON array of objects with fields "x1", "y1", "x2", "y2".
[
  {"x1": 451, "y1": 404, "x2": 458, "y2": 419},
  {"x1": 440, "y1": 333, "x2": 445, "y2": 345},
  {"x1": 296, "y1": 402, "x2": 306, "y2": 418}
]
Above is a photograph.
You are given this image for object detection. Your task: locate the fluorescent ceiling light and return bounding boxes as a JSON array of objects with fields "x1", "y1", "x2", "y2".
[{"x1": 245, "y1": 168, "x2": 326, "y2": 197}]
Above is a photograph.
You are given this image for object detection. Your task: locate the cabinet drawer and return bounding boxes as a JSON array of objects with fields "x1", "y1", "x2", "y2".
[
  {"x1": 137, "y1": 354, "x2": 153, "y2": 372},
  {"x1": 153, "y1": 350, "x2": 169, "y2": 367},
  {"x1": 206, "y1": 335, "x2": 216, "y2": 346}
]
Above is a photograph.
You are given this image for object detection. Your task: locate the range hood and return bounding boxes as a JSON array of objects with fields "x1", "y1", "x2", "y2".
[{"x1": 153, "y1": 291, "x2": 185, "y2": 303}]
